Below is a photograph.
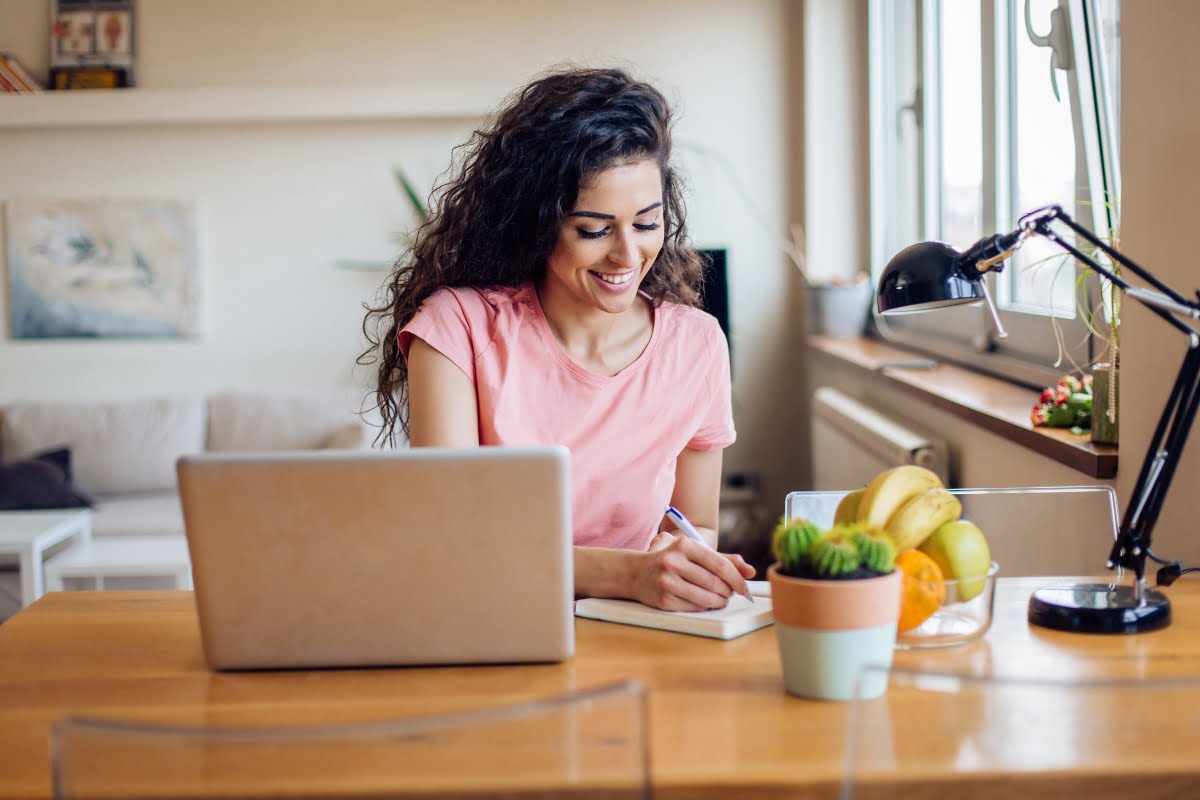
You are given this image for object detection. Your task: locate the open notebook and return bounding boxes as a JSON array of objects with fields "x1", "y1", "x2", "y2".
[{"x1": 575, "y1": 594, "x2": 774, "y2": 640}]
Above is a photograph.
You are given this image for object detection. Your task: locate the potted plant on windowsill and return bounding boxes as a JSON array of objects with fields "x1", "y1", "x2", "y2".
[
  {"x1": 767, "y1": 517, "x2": 901, "y2": 701},
  {"x1": 1024, "y1": 208, "x2": 1121, "y2": 444},
  {"x1": 785, "y1": 223, "x2": 874, "y2": 339},
  {"x1": 1090, "y1": 274, "x2": 1120, "y2": 445}
]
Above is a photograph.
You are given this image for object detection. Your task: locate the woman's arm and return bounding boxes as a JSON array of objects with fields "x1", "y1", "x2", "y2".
[
  {"x1": 405, "y1": 337, "x2": 480, "y2": 447},
  {"x1": 665, "y1": 446, "x2": 725, "y2": 548},
  {"x1": 587, "y1": 447, "x2": 754, "y2": 611}
]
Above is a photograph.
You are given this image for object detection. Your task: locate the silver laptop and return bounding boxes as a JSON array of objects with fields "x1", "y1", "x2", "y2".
[{"x1": 177, "y1": 446, "x2": 574, "y2": 670}]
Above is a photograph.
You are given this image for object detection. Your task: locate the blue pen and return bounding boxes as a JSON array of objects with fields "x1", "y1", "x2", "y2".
[{"x1": 665, "y1": 505, "x2": 754, "y2": 603}]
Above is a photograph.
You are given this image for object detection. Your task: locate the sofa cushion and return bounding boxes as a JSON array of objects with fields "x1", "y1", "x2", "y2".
[
  {"x1": 0, "y1": 447, "x2": 93, "y2": 510},
  {"x1": 207, "y1": 390, "x2": 370, "y2": 452},
  {"x1": 91, "y1": 491, "x2": 185, "y2": 538},
  {"x1": 0, "y1": 396, "x2": 206, "y2": 496}
]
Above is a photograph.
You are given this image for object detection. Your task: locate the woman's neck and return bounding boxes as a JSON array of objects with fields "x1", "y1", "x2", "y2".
[{"x1": 535, "y1": 281, "x2": 653, "y2": 376}]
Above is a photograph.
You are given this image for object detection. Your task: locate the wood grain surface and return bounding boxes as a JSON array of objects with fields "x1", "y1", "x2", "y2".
[{"x1": 2, "y1": 579, "x2": 1198, "y2": 799}]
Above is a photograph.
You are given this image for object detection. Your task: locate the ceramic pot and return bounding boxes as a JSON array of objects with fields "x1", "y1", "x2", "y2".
[
  {"x1": 768, "y1": 565, "x2": 901, "y2": 701},
  {"x1": 805, "y1": 280, "x2": 872, "y2": 338}
]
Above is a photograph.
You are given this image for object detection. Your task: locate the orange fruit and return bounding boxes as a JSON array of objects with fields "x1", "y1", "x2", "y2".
[{"x1": 895, "y1": 549, "x2": 946, "y2": 632}]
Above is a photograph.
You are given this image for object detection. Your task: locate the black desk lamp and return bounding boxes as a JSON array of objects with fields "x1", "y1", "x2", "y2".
[{"x1": 877, "y1": 204, "x2": 1200, "y2": 633}]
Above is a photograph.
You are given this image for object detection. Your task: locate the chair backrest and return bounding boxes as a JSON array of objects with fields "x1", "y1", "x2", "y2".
[
  {"x1": 842, "y1": 666, "x2": 1200, "y2": 799},
  {"x1": 786, "y1": 485, "x2": 1120, "y2": 577},
  {"x1": 52, "y1": 680, "x2": 650, "y2": 799}
]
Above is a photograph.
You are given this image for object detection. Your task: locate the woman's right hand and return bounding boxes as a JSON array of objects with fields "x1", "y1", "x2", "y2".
[{"x1": 629, "y1": 535, "x2": 755, "y2": 612}]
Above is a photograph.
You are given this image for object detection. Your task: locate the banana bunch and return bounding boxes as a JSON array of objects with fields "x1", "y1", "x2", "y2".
[{"x1": 839, "y1": 465, "x2": 962, "y2": 552}]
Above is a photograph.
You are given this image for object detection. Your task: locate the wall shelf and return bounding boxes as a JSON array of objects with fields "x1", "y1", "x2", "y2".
[{"x1": 0, "y1": 85, "x2": 504, "y2": 129}]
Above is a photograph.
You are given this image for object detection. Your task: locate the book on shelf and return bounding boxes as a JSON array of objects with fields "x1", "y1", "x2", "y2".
[
  {"x1": 574, "y1": 594, "x2": 774, "y2": 640},
  {"x1": 0, "y1": 54, "x2": 45, "y2": 93}
]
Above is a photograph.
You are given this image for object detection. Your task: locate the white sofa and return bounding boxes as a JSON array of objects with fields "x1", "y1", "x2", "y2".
[{"x1": 0, "y1": 390, "x2": 389, "y2": 615}]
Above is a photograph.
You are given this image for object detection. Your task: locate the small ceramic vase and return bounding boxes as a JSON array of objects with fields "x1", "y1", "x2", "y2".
[{"x1": 768, "y1": 565, "x2": 901, "y2": 701}]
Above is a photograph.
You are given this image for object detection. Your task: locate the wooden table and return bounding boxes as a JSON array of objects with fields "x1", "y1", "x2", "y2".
[{"x1": 3, "y1": 578, "x2": 1200, "y2": 799}]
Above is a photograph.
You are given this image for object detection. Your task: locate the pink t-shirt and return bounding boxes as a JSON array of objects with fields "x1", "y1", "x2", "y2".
[{"x1": 399, "y1": 284, "x2": 736, "y2": 551}]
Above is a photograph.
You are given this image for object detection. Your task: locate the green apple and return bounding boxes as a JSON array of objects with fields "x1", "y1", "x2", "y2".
[
  {"x1": 917, "y1": 519, "x2": 992, "y2": 601},
  {"x1": 833, "y1": 488, "x2": 867, "y2": 525}
]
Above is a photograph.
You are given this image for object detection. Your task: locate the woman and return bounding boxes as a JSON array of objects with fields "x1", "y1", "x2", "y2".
[{"x1": 361, "y1": 66, "x2": 753, "y2": 611}]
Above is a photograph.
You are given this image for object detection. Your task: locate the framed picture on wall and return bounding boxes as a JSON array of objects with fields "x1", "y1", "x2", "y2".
[
  {"x1": 5, "y1": 198, "x2": 201, "y2": 339},
  {"x1": 49, "y1": 0, "x2": 135, "y2": 89}
]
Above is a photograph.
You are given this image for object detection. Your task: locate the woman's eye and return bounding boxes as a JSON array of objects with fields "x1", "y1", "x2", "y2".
[
  {"x1": 634, "y1": 222, "x2": 661, "y2": 232},
  {"x1": 577, "y1": 227, "x2": 609, "y2": 239}
]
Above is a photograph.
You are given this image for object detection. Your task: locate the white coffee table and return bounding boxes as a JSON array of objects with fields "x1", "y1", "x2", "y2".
[
  {"x1": 45, "y1": 534, "x2": 192, "y2": 592},
  {"x1": 0, "y1": 509, "x2": 93, "y2": 607}
]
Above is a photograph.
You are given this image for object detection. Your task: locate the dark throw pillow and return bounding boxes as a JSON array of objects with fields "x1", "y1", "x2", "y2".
[{"x1": 0, "y1": 447, "x2": 93, "y2": 511}]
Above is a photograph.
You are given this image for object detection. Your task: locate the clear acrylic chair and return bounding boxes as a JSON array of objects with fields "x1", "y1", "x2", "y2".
[
  {"x1": 785, "y1": 485, "x2": 1120, "y2": 578},
  {"x1": 52, "y1": 680, "x2": 650, "y2": 799},
  {"x1": 842, "y1": 666, "x2": 1200, "y2": 799}
]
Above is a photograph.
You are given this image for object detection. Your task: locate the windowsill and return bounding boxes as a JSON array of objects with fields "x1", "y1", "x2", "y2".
[{"x1": 808, "y1": 336, "x2": 1118, "y2": 479}]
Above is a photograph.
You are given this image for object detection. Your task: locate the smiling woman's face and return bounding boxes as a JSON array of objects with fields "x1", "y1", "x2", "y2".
[{"x1": 543, "y1": 159, "x2": 665, "y2": 315}]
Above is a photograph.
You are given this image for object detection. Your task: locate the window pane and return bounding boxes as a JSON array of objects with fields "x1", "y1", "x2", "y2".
[
  {"x1": 939, "y1": 0, "x2": 982, "y2": 249},
  {"x1": 1098, "y1": 0, "x2": 1119, "y2": 129},
  {"x1": 1004, "y1": 0, "x2": 1078, "y2": 317}
]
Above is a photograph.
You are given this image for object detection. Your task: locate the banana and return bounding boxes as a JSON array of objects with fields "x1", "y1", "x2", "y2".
[
  {"x1": 855, "y1": 465, "x2": 944, "y2": 530},
  {"x1": 833, "y1": 488, "x2": 866, "y2": 525},
  {"x1": 885, "y1": 487, "x2": 962, "y2": 551}
]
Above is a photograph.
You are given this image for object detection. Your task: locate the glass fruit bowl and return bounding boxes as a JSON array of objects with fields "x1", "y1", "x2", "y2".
[{"x1": 895, "y1": 561, "x2": 999, "y2": 649}]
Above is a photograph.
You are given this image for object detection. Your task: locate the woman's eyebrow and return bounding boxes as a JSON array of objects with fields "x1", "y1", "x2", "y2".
[{"x1": 569, "y1": 201, "x2": 664, "y2": 220}]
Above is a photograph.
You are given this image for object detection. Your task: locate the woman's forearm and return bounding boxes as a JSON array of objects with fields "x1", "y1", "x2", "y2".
[{"x1": 573, "y1": 546, "x2": 640, "y2": 599}]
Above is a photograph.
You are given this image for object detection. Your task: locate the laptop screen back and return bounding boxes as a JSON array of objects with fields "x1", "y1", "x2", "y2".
[{"x1": 177, "y1": 446, "x2": 574, "y2": 670}]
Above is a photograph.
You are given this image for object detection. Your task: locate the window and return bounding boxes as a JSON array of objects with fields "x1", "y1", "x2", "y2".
[{"x1": 869, "y1": 0, "x2": 1120, "y2": 387}]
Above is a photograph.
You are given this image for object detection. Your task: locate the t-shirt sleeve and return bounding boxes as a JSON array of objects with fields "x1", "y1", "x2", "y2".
[
  {"x1": 687, "y1": 319, "x2": 737, "y2": 450},
  {"x1": 398, "y1": 288, "x2": 482, "y2": 384}
]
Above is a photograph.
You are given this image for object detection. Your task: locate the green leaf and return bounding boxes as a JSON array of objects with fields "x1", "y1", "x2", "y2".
[{"x1": 393, "y1": 167, "x2": 428, "y2": 222}]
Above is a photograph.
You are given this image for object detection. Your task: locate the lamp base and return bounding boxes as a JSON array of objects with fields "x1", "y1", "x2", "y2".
[{"x1": 1027, "y1": 582, "x2": 1171, "y2": 634}]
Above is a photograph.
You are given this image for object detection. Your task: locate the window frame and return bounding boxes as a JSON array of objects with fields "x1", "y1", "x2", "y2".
[{"x1": 868, "y1": 0, "x2": 1120, "y2": 389}]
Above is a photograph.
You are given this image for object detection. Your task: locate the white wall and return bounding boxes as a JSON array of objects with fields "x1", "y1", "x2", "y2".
[
  {"x1": 0, "y1": 0, "x2": 808, "y2": 511},
  {"x1": 1120, "y1": 2, "x2": 1200, "y2": 565},
  {"x1": 803, "y1": 0, "x2": 869, "y2": 284}
]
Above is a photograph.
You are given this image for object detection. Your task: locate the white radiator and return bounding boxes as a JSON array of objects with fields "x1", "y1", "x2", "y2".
[{"x1": 810, "y1": 386, "x2": 949, "y2": 489}]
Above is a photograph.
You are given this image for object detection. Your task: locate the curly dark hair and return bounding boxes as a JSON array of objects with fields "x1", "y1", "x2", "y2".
[{"x1": 360, "y1": 65, "x2": 706, "y2": 446}]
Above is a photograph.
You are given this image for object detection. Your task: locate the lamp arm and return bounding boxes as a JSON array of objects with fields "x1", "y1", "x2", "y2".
[
  {"x1": 1107, "y1": 344, "x2": 1200, "y2": 588},
  {"x1": 1005, "y1": 206, "x2": 1200, "y2": 590},
  {"x1": 1038, "y1": 207, "x2": 1195, "y2": 307},
  {"x1": 1025, "y1": 213, "x2": 1199, "y2": 338}
]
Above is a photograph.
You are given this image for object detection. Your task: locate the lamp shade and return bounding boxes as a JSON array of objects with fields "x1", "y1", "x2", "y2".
[{"x1": 876, "y1": 242, "x2": 986, "y2": 314}]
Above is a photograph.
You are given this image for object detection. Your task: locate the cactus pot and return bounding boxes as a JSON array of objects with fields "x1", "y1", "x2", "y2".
[{"x1": 768, "y1": 565, "x2": 901, "y2": 701}]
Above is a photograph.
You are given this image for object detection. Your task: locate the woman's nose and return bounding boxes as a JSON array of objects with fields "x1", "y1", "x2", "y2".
[{"x1": 608, "y1": 230, "x2": 641, "y2": 269}]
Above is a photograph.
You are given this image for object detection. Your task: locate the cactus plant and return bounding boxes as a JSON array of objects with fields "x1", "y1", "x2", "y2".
[
  {"x1": 810, "y1": 532, "x2": 862, "y2": 577},
  {"x1": 771, "y1": 517, "x2": 823, "y2": 572},
  {"x1": 772, "y1": 518, "x2": 896, "y2": 580},
  {"x1": 850, "y1": 526, "x2": 898, "y2": 574}
]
